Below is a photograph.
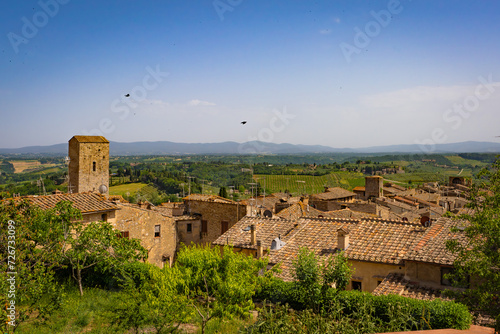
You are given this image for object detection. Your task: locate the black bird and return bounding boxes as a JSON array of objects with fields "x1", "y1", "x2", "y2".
[
  {"x1": 241, "y1": 121, "x2": 247, "y2": 125},
  {"x1": 125, "y1": 94, "x2": 130, "y2": 97}
]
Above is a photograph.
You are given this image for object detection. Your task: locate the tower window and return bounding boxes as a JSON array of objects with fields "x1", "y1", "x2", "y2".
[
  {"x1": 93, "y1": 161, "x2": 96, "y2": 172},
  {"x1": 154, "y1": 225, "x2": 161, "y2": 238}
]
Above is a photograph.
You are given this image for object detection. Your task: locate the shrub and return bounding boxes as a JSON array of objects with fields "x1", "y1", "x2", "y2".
[{"x1": 256, "y1": 279, "x2": 472, "y2": 330}]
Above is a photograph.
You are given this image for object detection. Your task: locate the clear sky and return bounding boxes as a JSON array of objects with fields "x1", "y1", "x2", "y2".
[{"x1": 1, "y1": 0, "x2": 500, "y2": 149}]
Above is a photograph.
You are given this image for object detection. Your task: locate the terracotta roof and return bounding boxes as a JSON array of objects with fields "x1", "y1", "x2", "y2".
[
  {"x1": 405, "y1": 218, "x2": 468, "y2": 265},
  {"x1": 353, "y1": 186, "x2": 365, "y2": 192},
  {"x1": 70, "y1": 135, "x2": 109, "y2": 143},
  {"x1": 241, "y1": 196, "x2": 280, "y2": 209},
  {"x1": 276, "y1": 202, "x2": 333, "y2": 220},
  {"x1": 14, "y1": 192, "x2": 118, "y2": 214},
  {"x1": 373, "y1": 273, "x2": 450, "y2": 301},
  {"x1": 268, "y1": 217, "x2": 423, "y2": 281},
  {"x1": 172, "y1": 214, "x2": 200, "y2": 221},
  {"x1": 394, "y1": 196, "x2": 420, "y2": 207},
  {"x1": 326, "y1": 208, "x2": 378, "y2": 219},
  {"x1": 213, "y1": 216, "x2": 298, "y2": 250},
  {"x1": 183, "y1": 194, "x2": 236, "y2": 204},
  {"x1": 310, "y1": 187, "x2": 356, "y2": 201}
]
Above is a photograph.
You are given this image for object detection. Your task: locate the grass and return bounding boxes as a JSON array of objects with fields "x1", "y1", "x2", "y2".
[
  {"x1": 16, "y1": 286, "x2": 118, "y2": 334},
  {"x1": 109, "y1": 182, "x2": 148, "y2": 196},
  {"x1": 444, "y1": 155, "x2": 489, "y2": 167},
  {"x1": 14, "y1": 284, "x2": 256, "y2": 334}
]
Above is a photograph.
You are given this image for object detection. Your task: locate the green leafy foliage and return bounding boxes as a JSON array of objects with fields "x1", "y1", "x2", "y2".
[
  {"x1": 175, "y1": 244, "x2": 268, "y2": 333},
  {"x1": 446, "y1": 156, "x2": 500, "y2": 329},
  {"x1": 63, "y1": 221, "x2": 147, "y2": 296},
  {"x1": 0, "y1": 200, "x2": 80, "y2": 332}
]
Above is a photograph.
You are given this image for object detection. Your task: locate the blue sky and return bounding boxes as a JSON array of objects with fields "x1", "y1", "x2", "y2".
[{"x1": 1, "y1": 0, "x2": 500, "y2": 149}]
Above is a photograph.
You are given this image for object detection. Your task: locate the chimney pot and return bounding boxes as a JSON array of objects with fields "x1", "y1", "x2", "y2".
[
  {"x1": 250, "y1": 224, "x2": 256, "y2": 245},
  {"x1": 257, "y1": 240, "x2": 263, "y2": 258},
  {"x1": 337, "y1": 228, "x2": 349, "y2": 250}
]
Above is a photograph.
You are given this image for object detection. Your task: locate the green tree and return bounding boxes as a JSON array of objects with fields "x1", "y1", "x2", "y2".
[
  {"x1": 219, "y1": 186, "x2": 228, "y2": 198},
  {"x1": 292, "y1": 248, "x2": 354, "y2": 310},
  {"x1": 446, "y1": 157, "x2": 500, "y2": 330},
  {"x1": 0, "y1": 200, "x2": 80, "y2": 332},
  {"x1": 322, "y1": 250, "x2": 353, "y2": 292},
  {"x1": 63, "y1": 221, "x2": 147, "y2": 296},
  {"x1": 292, "y1": 247, "x2": 321, "y2": 309},
  {"x1": 175, "y1": 244, "x2": 268, "y2": 334}
]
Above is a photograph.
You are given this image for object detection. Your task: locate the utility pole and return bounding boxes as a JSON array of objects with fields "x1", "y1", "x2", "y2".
[{"x1": 187, "y1": 176, "x2": 195, "y2": 196}]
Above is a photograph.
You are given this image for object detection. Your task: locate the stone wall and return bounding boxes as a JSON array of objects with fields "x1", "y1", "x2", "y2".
[
  {"x1": 348, "y1": 260, "x2": 405, "y2": 292},
  {"x1": 68, "y1": 138, "x2": 109, "y2": 194},
  {"x1": 365, "y1": 176, "x2": 383, "y2": 199},
  {"x1": 176, "y1": 218, "x2": 202, "y2": 247},
  {"x1": 81, "y1": 210, "x2": 116, "y2": 224},
  {"x1": 114, "y1": 204, "x2": 177, "y2": 268},
  {"x1": 184, "y1": 200, "x2": 247, "y2": 243}
]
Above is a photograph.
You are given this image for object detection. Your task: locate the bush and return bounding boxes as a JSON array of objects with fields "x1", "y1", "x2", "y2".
[{"x1": 256, "y1": 279, "x2": 472, "y2": 330}]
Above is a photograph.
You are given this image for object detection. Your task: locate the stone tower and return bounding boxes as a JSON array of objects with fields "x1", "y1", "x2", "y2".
[
  {"x1": 365, "y1": 176, "x2": 383, "y2": 199},
  {"x1": 68, "y1": 136, "x2": 109, "y2": 195}
]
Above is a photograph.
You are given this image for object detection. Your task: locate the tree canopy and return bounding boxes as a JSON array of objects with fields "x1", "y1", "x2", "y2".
[{"x1": 446, "y1": 157, "x2": 500, "y2": 329}]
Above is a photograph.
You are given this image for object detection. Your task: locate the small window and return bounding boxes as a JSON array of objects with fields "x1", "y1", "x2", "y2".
[
  {"x1": 101, "y1": 213, "x2": 107, "y2": 222},
  {"x1": 154, "y1": 224, "x2": 161, "y2": 238},
  {"x1": 93, "y1": 161, "x2": 96, "y2": 172},
  {"x1": 201, "y1": 220, "x2": 208, "y2": 233},
  {"x1": 221, "y1": 221, "x2": 229, "y2": 234},
  {"x1": 352, "y1": 281, "x2": 362, "y2": 291},
  {"x1": 187, "y1": 223, "x2": 192, "y2": 233}
]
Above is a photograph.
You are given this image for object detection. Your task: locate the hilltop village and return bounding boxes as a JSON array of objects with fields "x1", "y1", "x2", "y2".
[{"x1": 10, "y1": 135, "x2": 475, "y2": 301}]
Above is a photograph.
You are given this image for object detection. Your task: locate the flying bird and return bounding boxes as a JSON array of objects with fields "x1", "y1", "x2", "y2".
[
  {"x1": 241, "y1": 121, "x2": 247, "y2": 125},
  {"x1": 124, "y1": 94, "x2": 130, "y2": 97}
]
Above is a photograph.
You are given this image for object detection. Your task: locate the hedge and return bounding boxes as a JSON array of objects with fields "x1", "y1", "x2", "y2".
[{"x1": 256, "y1": 279, "x2": 472, "y2": 330}]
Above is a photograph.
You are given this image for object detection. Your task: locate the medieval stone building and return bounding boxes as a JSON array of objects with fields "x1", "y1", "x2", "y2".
[{"x1": 68, "y1": 135, "x2": 109, "y2": 195}]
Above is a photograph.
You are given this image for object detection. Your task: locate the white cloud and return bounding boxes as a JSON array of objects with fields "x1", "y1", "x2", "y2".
[
  {"x1": 187, "y1": 99, "x2": 216, "y2": 107},
  {"x1": 319, "y1": 29, "x2": 331, "y2": 35},
  {"x1": 333, "y1": 17, "x2": 341, "y2": 24}
]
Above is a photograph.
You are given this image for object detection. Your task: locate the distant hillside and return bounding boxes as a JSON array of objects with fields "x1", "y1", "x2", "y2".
[{"x1": 1, "y1": 140, "x2": 499, "y2": 155}]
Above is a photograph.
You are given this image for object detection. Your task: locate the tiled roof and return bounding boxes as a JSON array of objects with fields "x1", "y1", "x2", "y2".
[
  {"x1": 183, "y1": 194, "x2": 236, "y2": 204},
  {"x1": 405, "y1": 218, "x2": 468, "y2": 265},
  {"x1": 310, "y1": 187, "x2": 356, "y2": 201},
  {"x1": 15, "y1": 192, "x2": 118, "y2": 214},
  {"x1": 70, "y1": 135, "x2": 109, "y2": 143},
  {"x1": 412, "y1": 193, "x2": 440, "y2": 203},
  {"x1": 276, "y1": 202, "x2": 333, "y2": 220},
  {"x1": 240, "y1": 196, "x2": 280, "y2": 209},
  {"x1": 268, "y1": 217, "x2": 424, "y2": 281},
  {"x1": 213, "y1": 216, "x2": 299, "y2": 250},
  {"x1": 172, "y1": 214, "x2": 200, "y2": 221},
  {"x1": 353, "y1": 186, "x2": 365, "y2": 192},
  {"x1": 373, "y1": 273, "x2": 450, "y2": 301},
  {"x1": 326, "y1": 208, "x2": 378, "y2": 219}
]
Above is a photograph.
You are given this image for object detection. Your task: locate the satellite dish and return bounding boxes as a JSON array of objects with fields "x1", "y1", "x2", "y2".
[
  {"x1": 263, "y1": 210, "x2": 272, "y2": 218},
  {"x1": 99, "y1": 184, "x2": 108, "y2": 194}
]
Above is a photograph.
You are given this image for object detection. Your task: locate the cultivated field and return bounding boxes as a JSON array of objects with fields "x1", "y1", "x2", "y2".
[
  {"x1": 254, "y1": 172, "x2": 365, "y2": 195},
  {"x1": 9, "y1": 160, "x2": 41, "y2": 173},
  {"x1": 109, "y1": 182, "x2": 148, "y2": 196}
]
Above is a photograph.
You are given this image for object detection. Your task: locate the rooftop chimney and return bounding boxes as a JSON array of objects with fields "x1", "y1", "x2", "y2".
[
  {"x1": 257, "y1": 240, "x2": 263, "y2": 258},
  {"x1": 250, "y1": 224, "x2": 256, "y2": 245},
  {"x1": 337, "y1": 228, "x2": 349, "y2": 250}
]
